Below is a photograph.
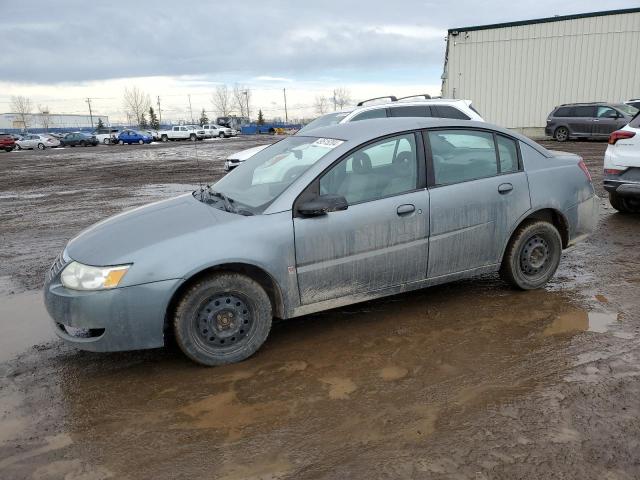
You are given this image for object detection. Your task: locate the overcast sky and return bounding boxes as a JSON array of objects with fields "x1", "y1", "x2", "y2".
[{"x1": 1, "y1": 0, "x2": 637, "y2": 122}]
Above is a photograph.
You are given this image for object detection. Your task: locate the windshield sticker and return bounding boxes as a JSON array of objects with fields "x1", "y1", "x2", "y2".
[{"x1": 312, "y1": 138, "x2": 344, "y2": 149}]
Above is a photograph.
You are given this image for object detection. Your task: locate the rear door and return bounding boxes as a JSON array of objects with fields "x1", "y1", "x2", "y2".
[
  {"x1": 293, "y1": 132, "x2": 429, "y2": 305},
  {"x1": 569, "y1": 106, "x2": 595, "y2": 136},
  {"x1": 426, "y1": 129, "x2": 531, "y2": 277}
]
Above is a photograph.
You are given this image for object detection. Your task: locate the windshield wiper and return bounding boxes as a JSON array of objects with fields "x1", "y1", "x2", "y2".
[{"x1": 207, "y1": 189, "x2": 234, "y2": 212}]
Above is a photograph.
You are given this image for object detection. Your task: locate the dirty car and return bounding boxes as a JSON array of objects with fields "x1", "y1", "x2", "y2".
[{"x1": 43, "y1": 118, "x2": 600, "y2": 365}]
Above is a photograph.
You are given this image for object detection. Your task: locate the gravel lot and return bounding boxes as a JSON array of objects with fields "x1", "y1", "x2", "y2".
[{"x1": 1, "y1": 137, "x2": 640, "y2": 480}]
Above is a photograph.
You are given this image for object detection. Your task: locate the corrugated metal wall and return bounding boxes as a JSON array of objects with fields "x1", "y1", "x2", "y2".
[{"x1": 442, "y1": 11, "x2": 640, "y2": 133}]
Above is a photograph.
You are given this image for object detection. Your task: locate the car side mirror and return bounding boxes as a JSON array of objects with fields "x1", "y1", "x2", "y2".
[
  {"x1": 606, "y1": 112, "x2": 620, "y2": 119},
  {"x1": 298, "y1": 195, "x2": 348, "y2": 217}
]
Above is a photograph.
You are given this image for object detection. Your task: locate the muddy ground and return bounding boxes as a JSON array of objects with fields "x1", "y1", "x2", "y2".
[{"x1": 1, "y1": 137, "x2": 639, "y2": 479}]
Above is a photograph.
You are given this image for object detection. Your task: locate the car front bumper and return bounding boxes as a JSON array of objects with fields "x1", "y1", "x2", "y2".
[{"x1": 44, "y1": 269, "x2": 180, "y2": 352}]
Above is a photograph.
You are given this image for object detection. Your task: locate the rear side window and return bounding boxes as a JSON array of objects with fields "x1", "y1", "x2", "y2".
[
  {"x1": 629, "y1": 113, "x2": 640, "y2": 128},
  {"x1": 351, "y1": 109, "x2": 387, "y2": 121},
  {"x1": 573, "y1": 106, "x2": 595, "y2": 117},
  {"x1": 431, "y1": 105, "x2": 470, "y2": 120},
  {"x1": 388, "y1": 105, "x2": 431, "y2": 118},
  {"x1": 496, "y1": 135, "x2": 519, "y2": 173},
  {"x1": 429, "y1": 130, "x2": 497, "y2": 185},
  {"x1": 554, "y1": 107, "x2": 572, "y2": 117}
]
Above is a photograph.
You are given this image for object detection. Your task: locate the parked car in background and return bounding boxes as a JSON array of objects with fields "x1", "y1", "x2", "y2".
[
  {"x1": 157, "y1": 125, "x2": 206, "y2": 142},
  {"x1": 603, "y1": 112, "x2": 640, "y2": 213},
  {"x1": 16, "y1": 134, "x2": 60, "y2": 150},
  {"x1": 117, "y1": 130, "x2": 153, "y2": 145},
  {"x1": 92, "y1": 128, "x2": 121, "y2": 145},
  {"x1": 44, "y1": 117, "x2": 599, "y2": 366},
  {"x1": 546, "y1": 102, "x2": 639, "y2": 142},
  {"x1": 0, "y1": 133, "x2": 16, "y2": 152},
  {"x1": 223, "y1": 94, "x2": 484, "y2": 171},
  {"x1": 625, "y1": 99, "x2": 640, "y2": 110},
  {"x1": 203, "y1": 124, "x2": 236, "y2": 138},
  {"x1": 60, "y1": 132, "x2": 99, "y2": 147}
]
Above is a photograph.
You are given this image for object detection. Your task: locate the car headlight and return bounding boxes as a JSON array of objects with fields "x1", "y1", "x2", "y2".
[{"x1": 61, "y1": 261, "x2": 131, "y2": 291}]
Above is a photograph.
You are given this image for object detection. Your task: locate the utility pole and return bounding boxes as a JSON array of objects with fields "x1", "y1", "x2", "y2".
[
  {"x1": 85, "y1": 98, "x2": 94, "y2": 129},
  {"x1": 283, "y1": 88, "x2": 288, "y2": 122},
  {"x1": 243, "y1": 90, "x2": 250, "y2": 120},
  {"x1": 332, "y1": 89, "x2": 337, "y2": 111},
  {"x1": 188, "y1": 94, "x2": 194, "y2": 124},
  {"x1": 157, "y1": 96, "x2": 162, "y2": 126}
]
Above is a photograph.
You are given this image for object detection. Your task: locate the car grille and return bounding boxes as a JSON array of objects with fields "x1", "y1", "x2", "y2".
[{"x1": 47, "y1": 251, "x2": 69, "y2": 282}]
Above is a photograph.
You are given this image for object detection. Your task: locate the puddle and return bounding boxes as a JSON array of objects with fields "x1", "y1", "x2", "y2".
[
  {"x1": 543, "y1": 310, "x2": 626, "y2": 337},
  {"x1": 0, "y1": 291, "x2": 57, "y2": 362}
]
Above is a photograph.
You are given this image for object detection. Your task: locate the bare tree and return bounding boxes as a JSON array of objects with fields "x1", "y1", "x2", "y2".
[
  {"x1": 314, "y1": 95, "x2": 329, "y2": 115},
  {"x1": 211, "y1": 85, "x2": 232, "y2": 118},
  {"x1": 11, "y1": 95, "x2": 33, "y2": 131},
  {"x1": 38, "y1": 104, "x2": 51, "y2": 132},
  {"x1": 233, "y1": 84, "x2": 251, "y2": 119},
  {"x1": 332, "y1": 87, "x2": 352, "y2": 110},
  {"x1": 123, "y1": 87, "x2": 151, "y2": 127}
]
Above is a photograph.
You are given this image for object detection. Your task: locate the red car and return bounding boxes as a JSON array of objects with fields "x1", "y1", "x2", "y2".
[{"x1": 0, "y1": 133, "x2": 16, "y2": 152}]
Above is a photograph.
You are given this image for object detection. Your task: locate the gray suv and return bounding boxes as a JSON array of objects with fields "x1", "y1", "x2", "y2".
[{"x1": 546, "y1": 103, "x2": 638, "y2": 142}]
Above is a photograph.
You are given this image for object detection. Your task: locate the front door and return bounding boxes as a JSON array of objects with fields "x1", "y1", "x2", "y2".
[
  {"x1": 426, "y1": 129, "x2": 531, "y2": 277},
  {"x1": 593, "y1": 106, "x2": 623, "y2": 137},
  {"x1": 293, "y1": 132, "x2": 429, "y2": 305}
]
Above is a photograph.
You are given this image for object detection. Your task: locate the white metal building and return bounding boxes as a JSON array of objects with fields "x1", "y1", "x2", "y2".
[
  {"x1": 441, "y1": 8, "x2": 640, "y2": 136},
  {"x1": 0, "y1": 113, "x2": 109, "y2": 132}
]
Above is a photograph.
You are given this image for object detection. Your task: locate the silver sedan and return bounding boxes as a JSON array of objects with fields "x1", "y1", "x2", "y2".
[{"x1": 16, "y1": 134, "x2": 61, "y2": 150}]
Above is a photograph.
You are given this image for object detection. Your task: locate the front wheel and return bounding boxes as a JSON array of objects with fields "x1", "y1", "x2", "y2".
[
  {"x1": 37, "y1": 143, "x2": 45, "y2": 150},
  {"x1": 174, "y1": 273, "x2": 272, "y2": 366},
  {"x1": 219, "y1": 132, "x2": 224, "y2": 138},
  {"x1": 554, "y1": 126, "x2": 569, "y2": 142},
  {"x1": 190, "y1": 133, "x2": 197, "y2": 141},
  {"x1": 103, "y1": 138, "x2": 110, "y2": 145},
  {"x1": 138, "y1": 139, "x2": 144, "y2": 145},
  {"x1": 500, "y1": 220, "x2": 562, "y2": 290},
  {"x1": 609, "y1": 192, "x2": 640, "y2": 213},
  {"x1": 161, "y1": 135, "x2": 168, "y2": 142}
]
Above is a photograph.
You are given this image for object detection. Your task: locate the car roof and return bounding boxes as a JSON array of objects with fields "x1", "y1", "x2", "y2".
[{"x1": 299, "y1": 116, "x2": 533, "y2": 145}]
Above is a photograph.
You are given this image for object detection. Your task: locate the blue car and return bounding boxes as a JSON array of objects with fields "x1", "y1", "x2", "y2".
[{"x1": 117, "y1": 130, "x2": 152, "y2": 145}]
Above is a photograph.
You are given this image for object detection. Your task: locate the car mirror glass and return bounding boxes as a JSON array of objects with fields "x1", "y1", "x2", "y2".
[{"x1": 298, "y1": 195, "x2": 348, "y2": 217}]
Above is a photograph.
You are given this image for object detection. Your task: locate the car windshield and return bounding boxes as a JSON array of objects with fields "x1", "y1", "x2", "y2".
[
  {"x1": 616, "y1": 103, "x2": 639, "y2": 116},
  {"x1": 209, "y1": 136, "x2": 343, "y2": 213},
  {"x1": 297, "y1": 112, "x2": 350, "y2": 135}
]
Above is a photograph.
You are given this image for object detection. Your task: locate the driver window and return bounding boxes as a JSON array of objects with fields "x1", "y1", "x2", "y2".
[
  {"x1": 320, "y1": 134, "x2": 417, "y2": 204},
  {"x1": 597, "y1": 107, "x2": 617, "y2": 118}
]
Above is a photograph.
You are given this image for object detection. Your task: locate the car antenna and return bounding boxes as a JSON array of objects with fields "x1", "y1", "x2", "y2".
[{"x1": 187, "y1": 94, "x2": 205, "y2": 198}]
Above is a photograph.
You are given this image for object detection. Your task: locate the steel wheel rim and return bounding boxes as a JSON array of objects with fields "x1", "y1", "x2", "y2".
[
  {"x1": 192, "y1": 293, "x2": 254, "y2": 352},
  {"x1": 520, "y1": 234, "x2": 551, "y2": 277}
]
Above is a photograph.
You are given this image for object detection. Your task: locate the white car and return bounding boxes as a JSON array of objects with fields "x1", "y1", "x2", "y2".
[
  {"x1": 203, "y1": 124, "x2": 236, "y2": 138},
  {"x1": 157, "y1": 125, "x2": 206, "y2": 141},
  {"x1": 92, "y1": 128, "x2": 121, "y2": 145},
  {"x1": 16, "y1": 134, "x2": 60, "y2": 150},
  {"x1": 224, "y1": 95, "x2": 483, "y2": 170},
  {"x1": 604, "y1": 113, "x2": 640, "y2": 213}
]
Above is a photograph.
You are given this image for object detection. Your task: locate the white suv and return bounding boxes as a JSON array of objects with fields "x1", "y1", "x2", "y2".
[
  {"x1": 604, "y1": 113, "x2": 640, "y2": 213},
  {"x1": 224, "y1": 95, "x2": 483, "y2": 170}
]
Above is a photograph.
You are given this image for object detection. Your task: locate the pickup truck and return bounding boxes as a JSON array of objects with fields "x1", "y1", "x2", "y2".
[{"x1": 158, "y1": 125, "x2": 206, "y2": 142}]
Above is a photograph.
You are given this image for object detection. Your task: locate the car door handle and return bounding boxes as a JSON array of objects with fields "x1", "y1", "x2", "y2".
[
  {"x1": 397, "y1": 204, "x2": 415, "y2": 216},
  {"x1": 498, "y1": 183, "x2": 513, "y2": 194}
]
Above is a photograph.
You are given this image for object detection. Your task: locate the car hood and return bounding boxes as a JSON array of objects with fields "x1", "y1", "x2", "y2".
[{"x1": 66, "y1": 193, "x2": 226, "y2": 266}]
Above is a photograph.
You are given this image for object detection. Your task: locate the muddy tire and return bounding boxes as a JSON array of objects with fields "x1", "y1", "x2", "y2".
[
  {"x1": 161, "y1": 134, "x2": 168, "y2": 142},
  {"x1": 174, "y1": 273, "x2": 272, "y2": 366},
  {"x1": 500, "y1": 220, "x2": 562, "y2": 290},
  {"x1": 609, "y1": 192, "x2": 640, "y2": 214},
  {"x1": 190, "y1": 133, "x2": 197, "y2": 141},
  {"x1": 554, "y1": 126, "x2": 569, "y2": 142}
]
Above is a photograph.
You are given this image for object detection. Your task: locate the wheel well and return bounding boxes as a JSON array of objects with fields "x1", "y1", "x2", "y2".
[
  {"x1": 164, "y1": 263, "x2": 285, "y2": 334},
  {"x1": 518, "y1": 209, "x2": 570, "y2": 248}
]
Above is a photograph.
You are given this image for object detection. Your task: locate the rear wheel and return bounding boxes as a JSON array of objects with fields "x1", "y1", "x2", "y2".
[
  {"x1": 500, "y1": 220, "x2": 562, "y2": 290},
  {"x1": 103, "y1": 138, "x2": 110, "y2": 145},
  {"x1": 138, "y1": 139, "x2": 144, "y2": 145},
  {"x1": 554, "y1": 126, "x2": 569, "y2": 142},
  {"x1": 190, "y1": 133, "x2": 197, "y2": 141},
  {"x1": 161, "y1": 134, "x2": 169, "y2": 142},
  {"x1": 174, "y1": 273, "x2": 272, "y2": 366},
  {"x1": 609, "y1": 192, "x2": 640, "y2": 213},
  {"x1": 219, "y1": 132, "x2": 224, "y2": 138}
]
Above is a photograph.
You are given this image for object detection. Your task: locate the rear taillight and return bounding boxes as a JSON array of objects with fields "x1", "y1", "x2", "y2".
[
  {"x1": 604, "y1": 168, "x2": 625, "y2": 175},
  {"x1": 578, "y1": 159, "x2": 592, "y2": 182},
  {"x1": 608, "y1": 130, "x2": 635, "y2": 145}
]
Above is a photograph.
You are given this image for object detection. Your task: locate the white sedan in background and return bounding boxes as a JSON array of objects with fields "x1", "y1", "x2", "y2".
[{"x1": 16, "y1": 134, "x2": 61, "y2": 150}]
